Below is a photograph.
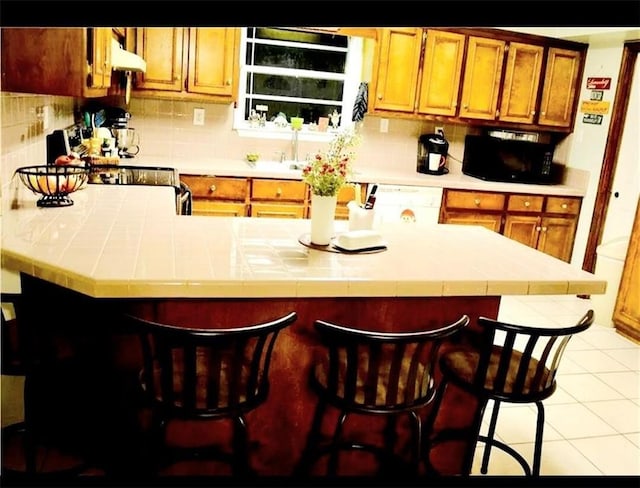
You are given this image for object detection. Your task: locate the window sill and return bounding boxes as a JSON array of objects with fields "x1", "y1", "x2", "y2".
[{"x1": 234, "y1": 122, "x2": 342, "y2": 143}]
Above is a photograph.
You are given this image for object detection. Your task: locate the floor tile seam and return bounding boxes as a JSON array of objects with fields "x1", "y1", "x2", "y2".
[{"x1": 580, "y1": 401, "x2": 640, "y2": 435}]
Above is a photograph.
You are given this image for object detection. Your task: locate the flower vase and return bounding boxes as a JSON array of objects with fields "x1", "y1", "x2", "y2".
[{"x1": 310, "y1": 193, "x2": 337, "y2": 245}]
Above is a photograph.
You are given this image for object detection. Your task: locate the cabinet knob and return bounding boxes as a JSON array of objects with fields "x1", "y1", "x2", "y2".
[
  {"x1": 531, "y1": 110, "x2": 536, "y2": 115},
  {"x1": 377, "y1": 94, "x2": 382, "y2": 100},
  {"x1": 226, "y1": 79, "x2": 231, "y2": 86},
  {"x1": 541, "y1": 111, "x2": 546, "y2": 116},
  {"x1": 561, "y1": 203, "x2": 568, "y2": 209},
  {"x1": 209, "y1": 185, "x2": 217, "y2": 193},
  {"x1": 524, "y1": 201, "x2": 530, "y2": 207},
  {"x1": 536, "y1": 226, "x2": 542, "y2": 232},
  {"x1": 542, "y1": 226, "x2": 548, "y2": 232},
  {"x1": 474, "y1": 198, "x2": 481, "y2": 206},
  {"x1": 276, "y1": 187, "x2": 282, "y2": 197},
  {"x1": 464, "y1": 104, "x2": 469, "y2": 109}
]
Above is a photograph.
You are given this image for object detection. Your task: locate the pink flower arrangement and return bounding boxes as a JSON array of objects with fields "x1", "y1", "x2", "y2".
[{"x1": 302, "y1": 127, "x2": 360, "y2": 197}]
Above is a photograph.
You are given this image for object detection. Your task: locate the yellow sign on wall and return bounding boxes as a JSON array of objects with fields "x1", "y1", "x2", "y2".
[{"x1": 580, "y1": 100, "x2": 611, "y2": 114}]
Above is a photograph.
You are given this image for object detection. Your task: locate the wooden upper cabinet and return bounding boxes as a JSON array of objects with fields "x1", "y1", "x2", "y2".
[
  {"x1": 187, "y1": 28, "x2": 239, "y2": 97},
  {"x1": 498, "y1": 42, "x2": 544, "y2": 124},
  {"x1": 1, "y1": 28, "x2": 119, "y2": 98},
  {"x1": 88, "y1": 28, "x2": 113, "y2": 89},
  {"x1": 538, "y1": 47, "x2": 583, "y2": 127},
  {"x1": 371, "y1": 28, "x2": 423, "y2": 112},
  {"x1": 417, "y1": 30, "x2": 465, "y2": 116},
  {"x1": 459, "y1": 36, "x2": 506, "y2": 120},
  {"x1": 135, "y1": 27, "x2": 184, "y2": 91},
  {"x1": 134, "y1": 27, "x2": 240, "y2": 102}
]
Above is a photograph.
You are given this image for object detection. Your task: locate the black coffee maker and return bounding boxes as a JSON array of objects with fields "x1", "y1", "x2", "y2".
[{"x1": 417, "y1": 132, "x2": 449, "y2": 175}]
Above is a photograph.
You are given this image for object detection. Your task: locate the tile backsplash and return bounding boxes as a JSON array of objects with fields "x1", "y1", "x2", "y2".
[
  {"x1": 0, "y1": 91, "x2": 468, "y2": 191},
  {"x1": 1, "y1": 92, "x2": 77, "y2": 189}
]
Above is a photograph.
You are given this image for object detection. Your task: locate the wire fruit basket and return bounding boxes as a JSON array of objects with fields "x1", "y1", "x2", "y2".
[{"x1": 15, "y1": 165, "x2": 89, "y2": 207}]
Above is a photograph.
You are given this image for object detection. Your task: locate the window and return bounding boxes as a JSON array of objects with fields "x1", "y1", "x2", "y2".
[{"x1": 234, "y1": 27, "x2": 363, "y2": 138}]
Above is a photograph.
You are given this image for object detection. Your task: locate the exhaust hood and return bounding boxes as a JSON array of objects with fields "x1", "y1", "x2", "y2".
[{"x1": 111, "y1": 39, "x2": 146, "y2": 73}]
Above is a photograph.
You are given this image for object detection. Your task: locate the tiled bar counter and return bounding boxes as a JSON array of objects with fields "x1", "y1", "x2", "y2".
[{"x1": 1, "y1": 183, "x2": 606, "y2": 476}]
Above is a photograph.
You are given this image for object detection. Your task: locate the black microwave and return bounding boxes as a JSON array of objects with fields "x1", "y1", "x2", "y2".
[{"x1": 462, "y1": 135, "x2": 563, "y2": 185}]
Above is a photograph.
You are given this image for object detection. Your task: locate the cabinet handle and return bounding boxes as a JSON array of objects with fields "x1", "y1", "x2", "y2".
[
  {"x1": 524, "y1": 201, "x2": 530, "y2": 207},
  {"x1": 209, "y1": 185, "x2": 217, "y2": 193},
  {"x1": 561, "y1": 203, "x2": 568, "y2": 209},
  {"x1": 474, "y1": 198, "x2": 481, "y2": 206}
]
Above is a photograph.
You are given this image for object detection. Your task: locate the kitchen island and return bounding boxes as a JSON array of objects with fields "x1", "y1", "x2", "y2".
[{"x1": 1, "y1": 183, "x2": 606, "y2": 476}]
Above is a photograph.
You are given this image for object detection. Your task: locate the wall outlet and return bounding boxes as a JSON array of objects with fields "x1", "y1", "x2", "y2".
[
  {"x1": 380, "y1": 118, "x2": 389, "y2": 133},
  {"x1": 193, "y1": 108, "x2": 205, "y2": 126}
]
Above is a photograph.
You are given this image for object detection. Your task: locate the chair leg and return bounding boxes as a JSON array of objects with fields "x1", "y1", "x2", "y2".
[
  {"x1": 327, "y1": 411, "x2": 348, "y2": 475},
  {"x1": 480, "y1": 399, "x2": 501, "y2": 474},
  {"x1": 408, "y1": 411, "x2": 422, "y2": 474},
  {"x1": 294, "y1": 399, "x2": 327, "y2": 476},
  {"x1": 382, "y1": 415, "x2": 397, "y2": 465},
  {"x1": 231, "y1": 414, "x2": 250, "y2": 476},
  {"x1": 461, "y1": 397, "x2": 488, "y2": 476},
  {"x1": 531, "y1": 401, "x2": 545, "y2": 476},
  {"x1": 421, "y1": 378, "x2": 448, "y2": 474}
]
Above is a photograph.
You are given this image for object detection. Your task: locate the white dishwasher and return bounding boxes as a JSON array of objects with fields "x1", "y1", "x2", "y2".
[{"x1": 372, "y1": 184, "x2": 443, "y2": 224}]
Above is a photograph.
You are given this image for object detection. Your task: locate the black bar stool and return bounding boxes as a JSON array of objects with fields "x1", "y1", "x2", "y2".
[
  {"x1": 127, "y1": 310, "x2": 297, "y2": 476},
  {"x1": 424, "y1": 309, "x2": 594, "y2": 476},
  {"x1": 295, "y1": 314, "x2": 469, "y2": 476}
]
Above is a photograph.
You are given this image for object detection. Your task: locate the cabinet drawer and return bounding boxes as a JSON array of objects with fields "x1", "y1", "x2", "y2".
[
  {"x1": 444, "y1": 190, "x2": 505, "y2": 211},
  {"x1": 546, "y1": 196, "x2": 581, "y2": 215},
  {"x1": 507, "y1": 194, "x2": 544, "y2": 212},
  {"x1": 250, "y1": 203, "x2": 305, "y2": 219},
  {"x1": 182, "y1": 175, "x2": 248, "y2": 200},
  {"x1": 251, "y1": 179, "x2": 307, "y2": 201},
  {"x1": 192, "y1": 200, "x2": 247, "y2": 217}
]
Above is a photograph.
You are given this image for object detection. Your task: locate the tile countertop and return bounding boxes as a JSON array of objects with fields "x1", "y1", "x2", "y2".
[
  {"x1": 1, "y1": 182, "x2": 606, "y2": 299},
  {"x1": 133, "y1": 157, "x2": 589, "y2": 197}
]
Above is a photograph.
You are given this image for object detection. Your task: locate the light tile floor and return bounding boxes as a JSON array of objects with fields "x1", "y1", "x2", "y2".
[{"x1": 470, "y1": 294, "x2": 640, "y2": 476}]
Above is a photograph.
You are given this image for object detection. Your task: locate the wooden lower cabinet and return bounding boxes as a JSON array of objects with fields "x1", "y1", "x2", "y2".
[
  {"x1": 250, "y1": 179, "x2": 307, "y2": 218},
  {"x1": 441, "y1": 189, "x2": 581, "y2": 262},
  {"x1": 182, "y1": 174, "x2": 368, "y2": 220},
  {"x1": 180, "y1": 174, "x2": 249, "y2": 217},
  {"x1": 613, "y1": 199, "x2": 640, "y2": 343}
]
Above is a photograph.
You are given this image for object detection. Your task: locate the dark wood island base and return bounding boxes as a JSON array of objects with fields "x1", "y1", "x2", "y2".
[{"x1": 17, "y1": 273, "x2": 499, "y2": 478}]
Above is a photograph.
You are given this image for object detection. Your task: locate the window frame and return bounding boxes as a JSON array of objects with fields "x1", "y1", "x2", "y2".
[{"x1": 233, "y1": 28, "x2": 363, "y2": 142}]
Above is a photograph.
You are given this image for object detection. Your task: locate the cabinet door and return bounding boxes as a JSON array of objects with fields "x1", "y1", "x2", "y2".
[
  {"x1": 187, "y1": 28, "x2": 239, "y2": 97},
  {"x1": 459, "y1": 36, "x2": 505, "y2": 120},
  {"x1": 192, "y1": 201, "x2": 247, "y2": 217},
  {"x1": 503, "y1": 214, "x2": 541, "y2": 248},
  {"x1": 613, "y1": 200, "x2": 640, "y2": 342},
  {"x1": 250, "y1": 203, "x2": 305, "y2": 219},
  {"x1": 536, "y1": 216, "x2": 577, "y2": 262},
  {"x1": 538, "y1": 47, "x2": 582, "y2": 127},
  {"x1": 417, "y1": 30, "x2": 465, "y2": 116},
  {"x1": 372, "y1": 28, "x2": 423, "y2": 112},
  {"x1": 498, "y1": 42, "x2": 544, "y2": 124},
  {"x1": 88, "y1": 28, "x2": 113, "y2": 89},
  {"x1": 135, "y1": 28, "x2": 184, "y2": 91},
  {"x1": 440, "y1": 212, "x2": 503, "y2": 232}
]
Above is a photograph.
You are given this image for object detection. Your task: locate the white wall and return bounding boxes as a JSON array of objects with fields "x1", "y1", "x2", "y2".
[{"x1": 559, "y1": 38, "x2": 632, "y2": 267}]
